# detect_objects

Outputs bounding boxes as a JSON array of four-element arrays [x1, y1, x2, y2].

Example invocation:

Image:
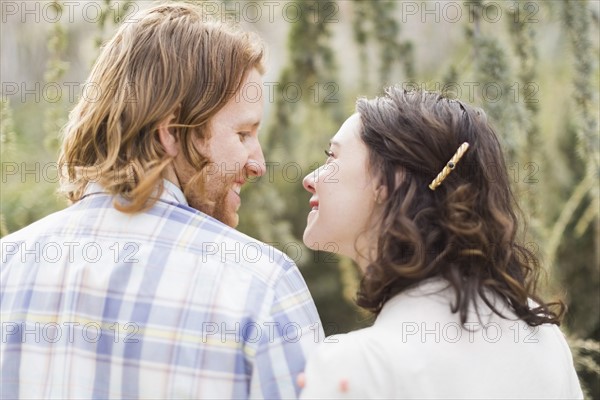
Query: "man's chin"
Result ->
[[221, 213, 239, 228], [188, 197, 238, 227], [214, 210, 239, 228]]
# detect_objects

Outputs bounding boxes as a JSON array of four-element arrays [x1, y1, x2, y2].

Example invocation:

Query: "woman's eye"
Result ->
[[324, 149, 334, 159]]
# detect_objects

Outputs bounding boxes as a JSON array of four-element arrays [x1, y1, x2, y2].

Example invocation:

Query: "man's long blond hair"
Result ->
[[58, 3, 265, 212]]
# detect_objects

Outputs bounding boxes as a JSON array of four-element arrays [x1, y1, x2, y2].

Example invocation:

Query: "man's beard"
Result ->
[[195, 181, 236, 227], [172, 155, 240, 228], [184, 173, 238, 228]]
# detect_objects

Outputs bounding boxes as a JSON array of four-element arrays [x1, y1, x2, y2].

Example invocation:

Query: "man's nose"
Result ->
[[245, 141, 266, 177]]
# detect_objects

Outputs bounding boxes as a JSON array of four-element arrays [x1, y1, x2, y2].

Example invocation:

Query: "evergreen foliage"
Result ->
[[2, 0, 598, 396]]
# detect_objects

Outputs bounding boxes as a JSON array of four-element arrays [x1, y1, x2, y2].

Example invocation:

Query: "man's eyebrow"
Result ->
[[236, 120, 261, 129]]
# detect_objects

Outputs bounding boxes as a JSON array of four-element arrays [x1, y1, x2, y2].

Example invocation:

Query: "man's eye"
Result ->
[[238, 132, 250, 141]]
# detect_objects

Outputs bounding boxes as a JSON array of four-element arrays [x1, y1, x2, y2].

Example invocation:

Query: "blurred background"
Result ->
[[1, 0, 599, 397]]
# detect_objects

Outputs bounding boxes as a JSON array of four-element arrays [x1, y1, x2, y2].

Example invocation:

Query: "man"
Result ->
[[1, 3, 322, 399]]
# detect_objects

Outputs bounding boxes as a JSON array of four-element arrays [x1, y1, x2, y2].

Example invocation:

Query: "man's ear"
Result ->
[[157, 113, 179, 157]]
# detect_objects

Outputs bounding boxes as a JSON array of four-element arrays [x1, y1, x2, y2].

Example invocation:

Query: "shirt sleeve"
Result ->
[[300, 333, 393, 399], [249, 264, 323, 399]]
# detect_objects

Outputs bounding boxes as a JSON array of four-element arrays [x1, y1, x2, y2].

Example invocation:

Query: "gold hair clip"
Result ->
[[428, 142, 470, 191]]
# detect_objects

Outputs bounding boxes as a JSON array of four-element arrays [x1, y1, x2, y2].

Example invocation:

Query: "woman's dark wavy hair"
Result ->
[[355, 88, 565, 327]]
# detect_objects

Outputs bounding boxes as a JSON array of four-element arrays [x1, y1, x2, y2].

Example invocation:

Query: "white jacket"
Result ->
[[301, 278, 583, 399]]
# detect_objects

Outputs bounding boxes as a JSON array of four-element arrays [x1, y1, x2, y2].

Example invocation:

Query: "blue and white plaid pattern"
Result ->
[[1, 181, 323, 399]]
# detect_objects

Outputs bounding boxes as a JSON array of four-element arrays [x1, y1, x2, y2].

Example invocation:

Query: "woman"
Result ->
[[300, 89, 583, 399]]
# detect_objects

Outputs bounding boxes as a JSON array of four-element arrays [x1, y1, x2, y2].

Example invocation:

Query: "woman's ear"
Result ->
[[374, 184, 388, 204], [157, 113, 179, 157], [374, 169, 405, 203]]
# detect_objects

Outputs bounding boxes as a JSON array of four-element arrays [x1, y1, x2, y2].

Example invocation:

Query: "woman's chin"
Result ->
[[302, 229, 328, 252], [302, 230, 315, 250]]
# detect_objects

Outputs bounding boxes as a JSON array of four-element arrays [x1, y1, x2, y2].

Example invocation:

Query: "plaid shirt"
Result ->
[[1, 181, 323, 399]]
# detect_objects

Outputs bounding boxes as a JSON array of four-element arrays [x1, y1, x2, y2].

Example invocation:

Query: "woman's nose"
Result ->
[[303, 168, 318, 193]]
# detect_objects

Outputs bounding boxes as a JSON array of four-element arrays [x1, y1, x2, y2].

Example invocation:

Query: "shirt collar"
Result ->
[[82, 179, 188, 206], [161, 179, 188, 205]]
